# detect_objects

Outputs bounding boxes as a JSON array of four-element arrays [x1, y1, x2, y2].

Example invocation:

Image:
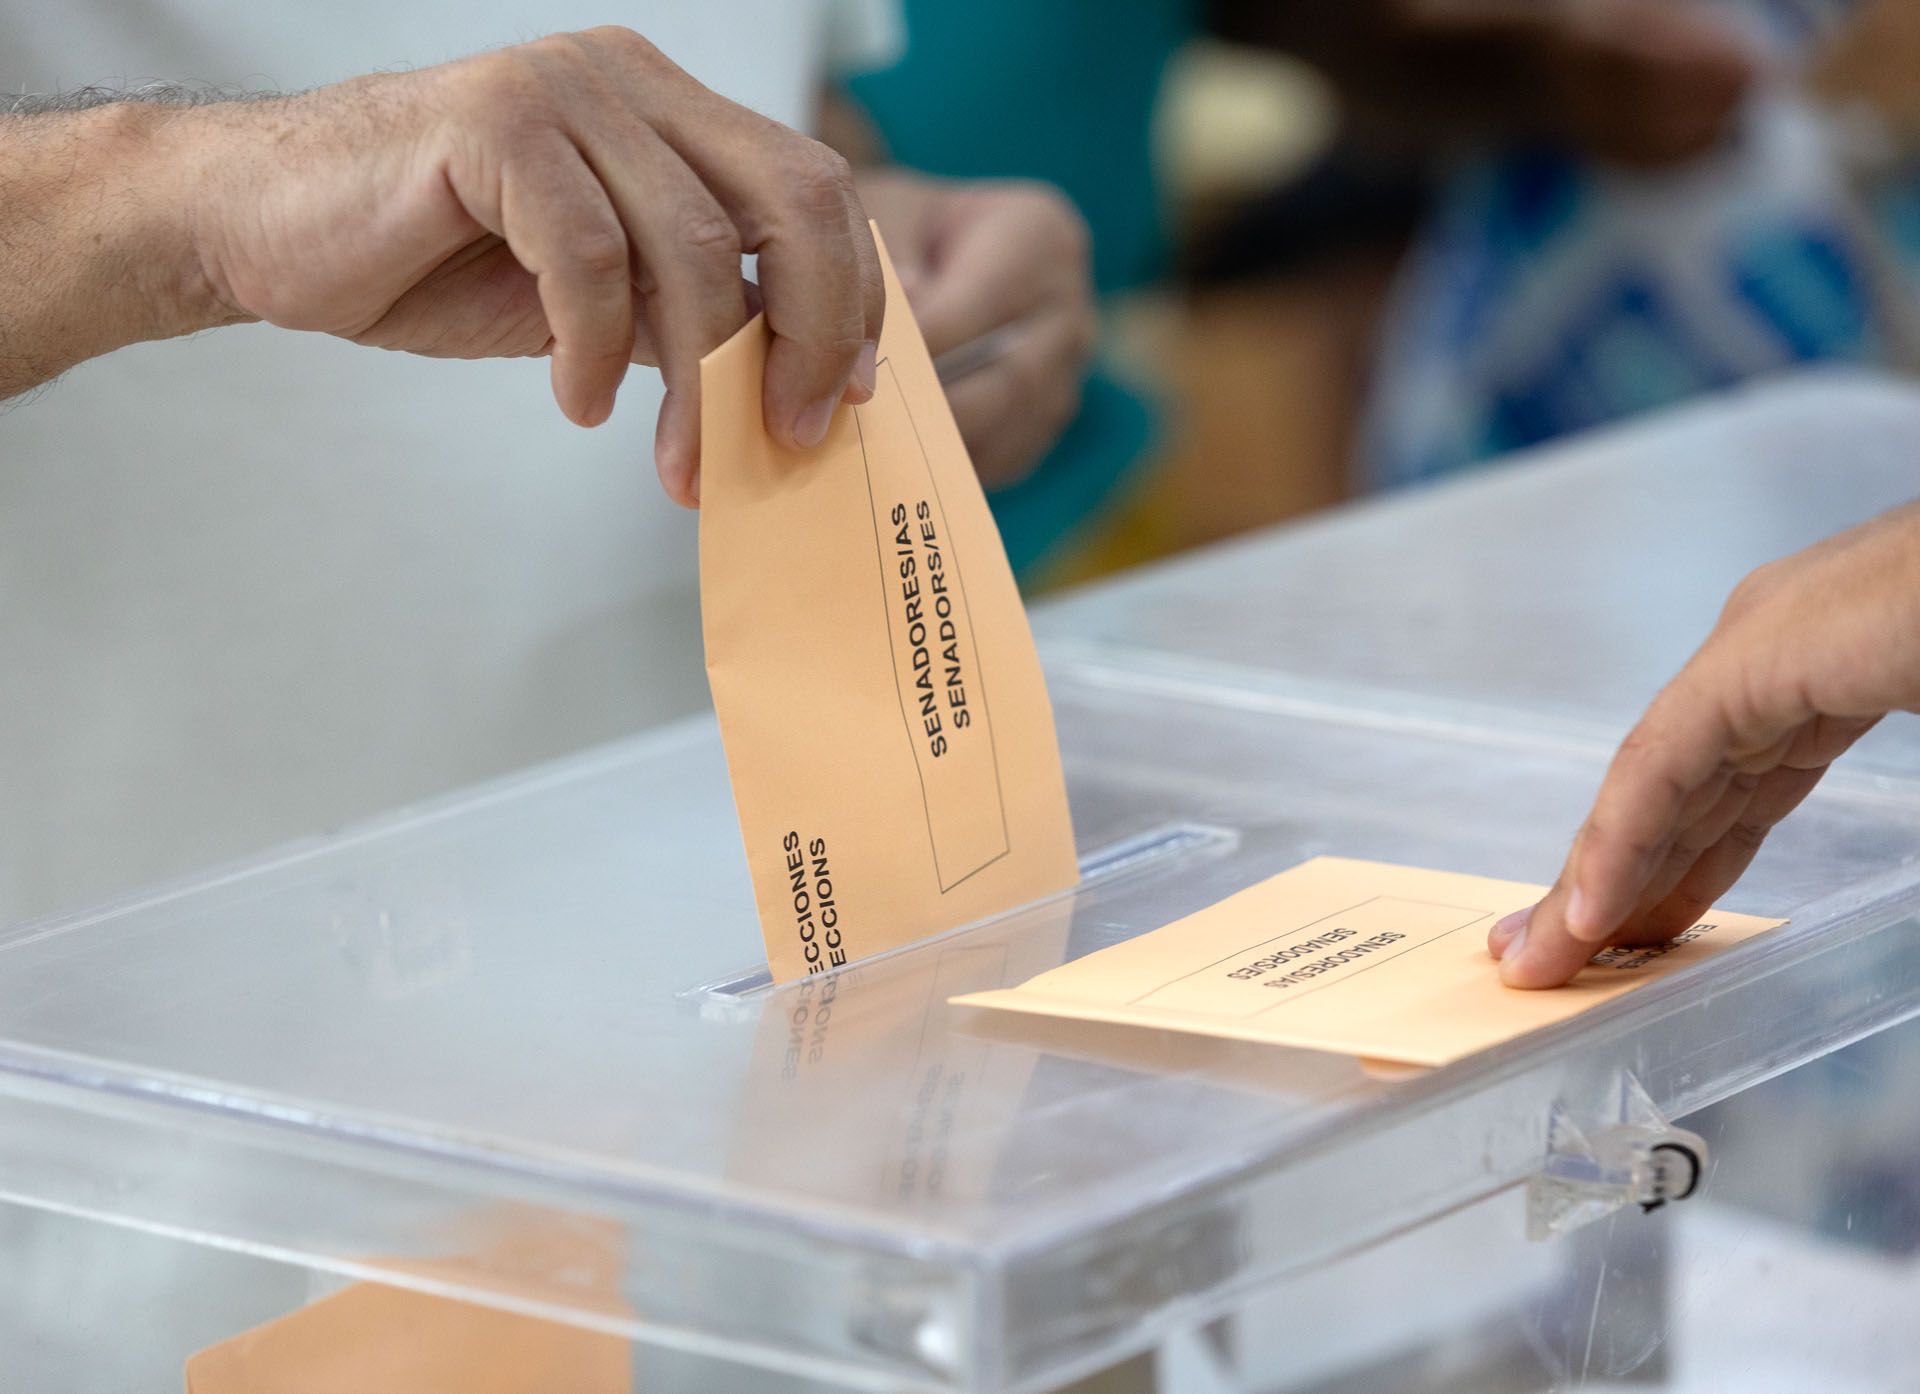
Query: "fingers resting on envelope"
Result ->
[[1492, 501, 1920, 988]]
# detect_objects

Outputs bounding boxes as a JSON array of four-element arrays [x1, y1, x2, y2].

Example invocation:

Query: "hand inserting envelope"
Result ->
[[700, 228, 1078, 984], [951, 858, 1784, 1068], [696, 235, 1781, 1050]]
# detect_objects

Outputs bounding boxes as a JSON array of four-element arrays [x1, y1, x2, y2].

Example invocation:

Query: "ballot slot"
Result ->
[[680, 821, 1238, 1009]]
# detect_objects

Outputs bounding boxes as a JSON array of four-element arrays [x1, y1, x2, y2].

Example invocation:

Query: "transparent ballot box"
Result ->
[[1036, 370, 1920, 780], [4, 374, 1919, 1392]]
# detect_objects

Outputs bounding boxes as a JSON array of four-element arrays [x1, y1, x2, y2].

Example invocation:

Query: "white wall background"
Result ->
[[0, 2, 836, 922]]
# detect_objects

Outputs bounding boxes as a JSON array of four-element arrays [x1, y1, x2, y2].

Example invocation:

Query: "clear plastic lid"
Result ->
[[2, 375, 1917, 1392]]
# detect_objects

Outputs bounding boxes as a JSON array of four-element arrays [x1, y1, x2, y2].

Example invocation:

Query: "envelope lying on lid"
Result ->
[[699, 230, 1078, 983], [952, 857, 1784, 1067]]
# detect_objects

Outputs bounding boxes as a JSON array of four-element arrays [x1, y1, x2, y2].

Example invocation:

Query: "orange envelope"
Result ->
[[186, 1213, 632, 1393], [700, 230, 1078, 982], [184, 1281, 629, 1394], [952, 857, 1785, 1068]]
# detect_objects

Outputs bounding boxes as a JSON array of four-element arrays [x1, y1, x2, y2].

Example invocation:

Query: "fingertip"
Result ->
[[1564, 886, 1610, 944], [1489, 907, 1533, 960], [789, 396, 836, 451], [655, 457, 698, 509], [1498, 909, 1604, 989], [1499, 953, 1550, 990], [761, 335, 855, 451], [655, 459, 699, 510], [1497, 925, 1573, 989], [1496, 931, 1531, 986], [859, 230, 887, 343], [654, 392, 700, 509], [553, 362, 620, 429], [841, 341, 878, 405]]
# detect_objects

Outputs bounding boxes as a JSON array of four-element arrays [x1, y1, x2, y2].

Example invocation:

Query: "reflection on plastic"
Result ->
[[185, 1281, 629, 1394], [184, 1211, 632, 1393], [729, 896, 1073, 1211]]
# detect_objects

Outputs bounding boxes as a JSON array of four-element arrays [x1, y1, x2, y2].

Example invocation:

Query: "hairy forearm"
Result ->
[[0, 99, 248, 401]]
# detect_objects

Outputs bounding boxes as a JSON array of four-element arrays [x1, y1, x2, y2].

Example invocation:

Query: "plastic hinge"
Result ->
[[1526, 1072, 1709, 1241]]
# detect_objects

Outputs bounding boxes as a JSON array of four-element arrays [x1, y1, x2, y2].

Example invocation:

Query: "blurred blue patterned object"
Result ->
[[1363, 0, 1920, 489]]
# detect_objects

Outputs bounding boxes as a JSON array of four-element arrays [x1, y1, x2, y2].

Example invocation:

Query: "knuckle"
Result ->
[[809, 330, 871, 361], [1667, 886, 1712, 920], [1585, 811, 1663, 865], [465, 49, 544, 111], [1666, 823, 1711, 859], [1613, 726, 1666, 774], [786, 142, 857, 215], [772, 308, 866, 358], [576, 24, 661, 64], [1723, 561, 1783, 620], [564, 226, 632, 281], [777, 290, 869, 355], [676, 206, 743, 265], [573, 321, 634, 356], [520, 32, 589, 78]]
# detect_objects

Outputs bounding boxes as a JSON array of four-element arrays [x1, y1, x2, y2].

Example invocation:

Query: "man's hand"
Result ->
[[1492, 501, 1920, 988], [858, 172, 1096, 487], [3, 29, 886, 506]]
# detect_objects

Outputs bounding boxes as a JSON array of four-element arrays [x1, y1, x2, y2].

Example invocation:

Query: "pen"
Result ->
[[933, 324, 1023, 387]]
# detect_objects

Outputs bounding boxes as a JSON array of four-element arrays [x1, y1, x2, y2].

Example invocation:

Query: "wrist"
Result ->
[[113, 102, 257, 339]]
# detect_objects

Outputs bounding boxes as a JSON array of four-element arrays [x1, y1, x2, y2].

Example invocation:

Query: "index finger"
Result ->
[[664, 104, 883, 446], [579, 117, 748, 507], [1491, 674, 1738, 989], [497, 139, 638, 427], [750, 148, 884, 446], [1562, 670, 1740, 942]]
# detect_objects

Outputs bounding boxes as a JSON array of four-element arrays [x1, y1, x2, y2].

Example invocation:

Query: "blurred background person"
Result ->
[[1222, 0, 1920, 489], [1328, 0, 1920, 488], [905, 0, 1920, 580], [832, 0, 1193, 582]]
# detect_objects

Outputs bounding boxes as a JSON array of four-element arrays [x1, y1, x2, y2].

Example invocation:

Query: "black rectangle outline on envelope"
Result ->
[[1131, 895, 1493, 1015], [856, 358, 1011, 893], [1247, 897, 1490, 1015]]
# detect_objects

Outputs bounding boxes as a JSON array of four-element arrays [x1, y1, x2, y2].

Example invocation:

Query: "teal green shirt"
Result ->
[[846, 0, 1196, 574]]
